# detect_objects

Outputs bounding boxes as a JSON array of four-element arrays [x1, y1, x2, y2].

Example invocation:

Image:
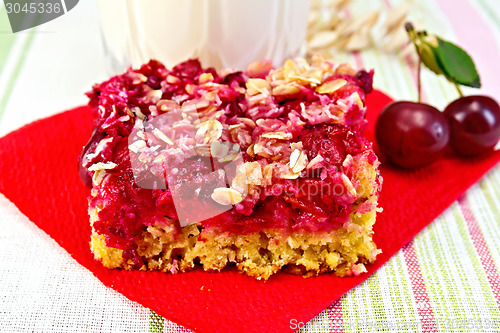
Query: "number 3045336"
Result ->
[[5, 2, 62, 14]]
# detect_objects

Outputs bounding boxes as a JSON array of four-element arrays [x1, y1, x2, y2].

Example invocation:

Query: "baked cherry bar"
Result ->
[[80, 56, 382, 280]]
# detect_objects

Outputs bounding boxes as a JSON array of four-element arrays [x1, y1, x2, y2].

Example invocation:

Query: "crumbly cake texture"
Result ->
[[81, 56, 382, 280]]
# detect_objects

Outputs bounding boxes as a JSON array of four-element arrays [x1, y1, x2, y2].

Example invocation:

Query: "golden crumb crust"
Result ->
[[91, 208, 379, 280]]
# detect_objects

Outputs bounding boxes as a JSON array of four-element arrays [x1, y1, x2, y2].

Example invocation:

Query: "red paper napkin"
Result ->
[[1, 90, 499, 333]]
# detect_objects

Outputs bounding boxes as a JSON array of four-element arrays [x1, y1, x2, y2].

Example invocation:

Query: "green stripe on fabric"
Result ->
[[439, 211, 482, 323], [367, 50, 392, 95], [412, 209, 495, 330], [477, 174, 500, 267], [351, 47, 418, 333], [389, 254, 419, 322], [365, 272, 390, 332], [397, 57, 419, 101], [413, 220, 454, 328], [435, 75, 456, 102], [340, 257, 419, 333], [341, 288, 361, 333], [148, 310, 164, 333], [452, 205, 500, 322], [0, 6, 16, 69], [0, 29, 36, 123], [476, 0, 500, 29]]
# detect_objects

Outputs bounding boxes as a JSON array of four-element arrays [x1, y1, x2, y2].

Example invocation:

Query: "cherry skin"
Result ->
[[375, 101, 450, 168], [443, 95, 500, 156], [78, 127, 105, 188]]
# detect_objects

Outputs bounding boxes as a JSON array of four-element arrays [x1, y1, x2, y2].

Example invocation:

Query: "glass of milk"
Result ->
[[96, 0, 311, 73]]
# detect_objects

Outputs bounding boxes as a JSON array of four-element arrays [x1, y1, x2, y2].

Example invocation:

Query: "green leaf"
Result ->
[[433, 37, 481, 88]]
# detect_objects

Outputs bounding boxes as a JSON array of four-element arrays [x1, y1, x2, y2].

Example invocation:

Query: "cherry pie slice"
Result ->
[[80, 56, 382, 280]]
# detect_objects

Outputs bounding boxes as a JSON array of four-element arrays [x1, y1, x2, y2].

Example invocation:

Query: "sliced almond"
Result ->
[[272, 83, 301, 96], [289, 68, 323, 86], [211, 187, 243, 206], [136, 130, 147, 141], [289, 149, 301, 169], [218, 152, 240, 163], [246, 143, 255, 157], [342, 154, 354, 168], [152, 153, 167, 165], [283, 59, 301, 80], [270, 68, 285, 81], [181, 101, 197, 114], [228, 124, 243, 130], [195, 120, 223, 144], [271, 154, 283, 161], [263, 164, 273, 184], [194, 144, 211, 157], [307, 154, 325, 169], [132, 107, 146, 120], [290, 141, 303, 151], [246, 78, 271, 96], [157, 100, 181, 113], [236, 117, 256, 128], [341, 174, 357, 197], [210, 142, 230, 158], [152, 128, 174, 145], [146, 89, 163, 104], [350, 92, 364, 109], [244, 162, 263, 186], [316, 79, 347, 94], [261, 131, 293, 140], [88, 162, 117, 172], [218, 144, 241, 162], [291, 150, 308, 173], [92, 170, 107, 186], [128, 140, 147, 153]]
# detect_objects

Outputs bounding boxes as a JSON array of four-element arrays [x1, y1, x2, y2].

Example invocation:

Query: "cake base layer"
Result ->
[[90, 206, 379, 280]]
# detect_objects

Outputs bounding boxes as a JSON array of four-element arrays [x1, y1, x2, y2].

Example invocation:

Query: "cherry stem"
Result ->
[[454, 83, 464, 97], [416, 51, 423, 103], [405, 22, 423, 103]]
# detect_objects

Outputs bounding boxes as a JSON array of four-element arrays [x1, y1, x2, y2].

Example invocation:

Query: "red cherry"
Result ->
[[375, 101, 450, 168], [443, 95, 500, 156]]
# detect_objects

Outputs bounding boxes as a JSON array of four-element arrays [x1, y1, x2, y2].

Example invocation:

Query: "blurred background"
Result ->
[[1, 0, 499, 137]]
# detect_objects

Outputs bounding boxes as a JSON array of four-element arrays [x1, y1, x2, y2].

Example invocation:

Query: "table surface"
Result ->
[[1, 0, 500, 332]]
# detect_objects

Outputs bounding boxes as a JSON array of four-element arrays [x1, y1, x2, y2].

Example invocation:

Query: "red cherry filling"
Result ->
[[301, 124, 347, 166]]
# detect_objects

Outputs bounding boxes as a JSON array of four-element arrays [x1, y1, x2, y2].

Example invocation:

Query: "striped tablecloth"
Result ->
[[1, 0, 500, 332]]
